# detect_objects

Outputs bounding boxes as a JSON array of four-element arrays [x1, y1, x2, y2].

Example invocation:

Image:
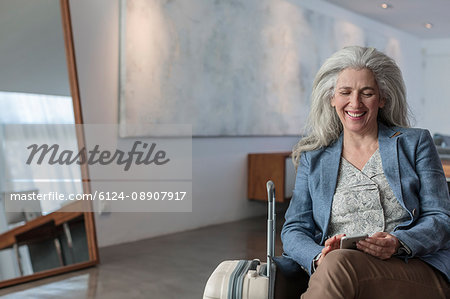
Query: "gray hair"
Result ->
[[292, 46, 411, 168]]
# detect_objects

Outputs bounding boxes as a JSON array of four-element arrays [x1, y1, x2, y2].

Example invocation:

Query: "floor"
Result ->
[[0, 215, 285, 299]]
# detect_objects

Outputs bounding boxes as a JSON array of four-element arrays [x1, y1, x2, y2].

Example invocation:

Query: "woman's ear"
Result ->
[[379, 98, 386, 108], [331, 96, 336, 107]]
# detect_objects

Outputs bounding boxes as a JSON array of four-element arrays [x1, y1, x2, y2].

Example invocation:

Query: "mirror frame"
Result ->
[[0, 0, 99, 289]]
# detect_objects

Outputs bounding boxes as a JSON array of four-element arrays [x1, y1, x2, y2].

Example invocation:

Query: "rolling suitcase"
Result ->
[[203, 181, 277, 299]]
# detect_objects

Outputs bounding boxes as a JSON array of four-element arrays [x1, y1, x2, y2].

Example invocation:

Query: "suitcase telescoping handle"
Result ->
[[266, 180, 276, 278]]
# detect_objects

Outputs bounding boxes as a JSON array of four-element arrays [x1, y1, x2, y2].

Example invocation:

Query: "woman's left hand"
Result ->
[[356, 232, 400, 260]]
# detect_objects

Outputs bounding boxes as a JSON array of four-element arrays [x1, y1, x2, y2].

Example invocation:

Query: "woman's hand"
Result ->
[[356, 232, 400, 260], [315, 234, 346, 267]]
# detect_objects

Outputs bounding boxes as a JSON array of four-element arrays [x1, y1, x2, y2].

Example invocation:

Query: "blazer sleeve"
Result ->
[[391, 130, 450, 257], [281, 152, 323, 275]]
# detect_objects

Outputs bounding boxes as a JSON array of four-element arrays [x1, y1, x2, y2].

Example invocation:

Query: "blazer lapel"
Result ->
[[320, 134, 343, 232], [378, 123, 404, 206]]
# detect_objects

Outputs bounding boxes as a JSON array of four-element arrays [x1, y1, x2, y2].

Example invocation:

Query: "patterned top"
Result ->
[[327, 149, 410, 237]]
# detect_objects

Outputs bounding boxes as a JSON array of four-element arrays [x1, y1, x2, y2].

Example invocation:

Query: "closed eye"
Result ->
[[362, 93, 374, 97]]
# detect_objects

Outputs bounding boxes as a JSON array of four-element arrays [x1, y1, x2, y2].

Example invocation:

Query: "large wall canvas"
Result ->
[[119, 0, 400, 137]]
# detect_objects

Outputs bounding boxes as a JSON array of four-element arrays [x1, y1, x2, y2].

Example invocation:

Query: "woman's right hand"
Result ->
[[315, 234, 346, 267]]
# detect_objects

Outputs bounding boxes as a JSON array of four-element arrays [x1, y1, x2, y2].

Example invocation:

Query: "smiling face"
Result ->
[[331, 68, 385, 137]]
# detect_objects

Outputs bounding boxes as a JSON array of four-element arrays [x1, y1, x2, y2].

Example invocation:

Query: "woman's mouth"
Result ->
[[346, 111, 366, 119]]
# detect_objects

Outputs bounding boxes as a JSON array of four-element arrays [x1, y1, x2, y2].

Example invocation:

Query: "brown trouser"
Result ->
[[301, 249, 449, 299]]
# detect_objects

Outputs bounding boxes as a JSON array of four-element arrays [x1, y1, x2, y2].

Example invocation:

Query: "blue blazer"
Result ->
[[281, 123, 450, 281]]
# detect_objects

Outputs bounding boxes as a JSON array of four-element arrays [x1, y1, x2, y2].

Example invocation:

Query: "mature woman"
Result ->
[[280, 46, 450, 298]]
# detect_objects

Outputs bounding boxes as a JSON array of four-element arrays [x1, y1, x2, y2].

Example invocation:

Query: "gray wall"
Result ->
[[0, 0, 70, 96], [70, 0, 299, 247]]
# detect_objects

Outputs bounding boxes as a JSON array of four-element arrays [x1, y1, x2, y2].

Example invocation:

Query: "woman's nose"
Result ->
[[349, 92, 362, 107]]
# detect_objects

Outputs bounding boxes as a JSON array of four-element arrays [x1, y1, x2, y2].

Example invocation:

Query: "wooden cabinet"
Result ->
[[247, 152, 293, 202], [442, 159, 450, 178]]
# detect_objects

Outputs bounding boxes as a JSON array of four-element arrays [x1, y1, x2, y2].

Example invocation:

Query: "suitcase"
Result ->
[[203, 181, 277, 299]]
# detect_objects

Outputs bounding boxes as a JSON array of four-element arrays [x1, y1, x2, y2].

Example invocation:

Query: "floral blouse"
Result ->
[[328, 149, 410, 237]]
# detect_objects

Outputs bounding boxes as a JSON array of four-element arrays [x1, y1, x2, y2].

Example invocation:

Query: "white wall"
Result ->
[[70, 0, 299, 247], [421, 39, 450, 135], [69, 0, 424, 248]]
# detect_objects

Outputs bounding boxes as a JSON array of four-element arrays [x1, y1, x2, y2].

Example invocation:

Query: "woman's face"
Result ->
[[331, 68, 385, 137]]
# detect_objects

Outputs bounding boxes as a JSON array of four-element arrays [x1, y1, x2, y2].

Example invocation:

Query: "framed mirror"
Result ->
[[0, 0, 99, 288]]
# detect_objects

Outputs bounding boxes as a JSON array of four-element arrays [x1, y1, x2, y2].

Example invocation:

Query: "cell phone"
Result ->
[[340, 234, 368, 249]]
